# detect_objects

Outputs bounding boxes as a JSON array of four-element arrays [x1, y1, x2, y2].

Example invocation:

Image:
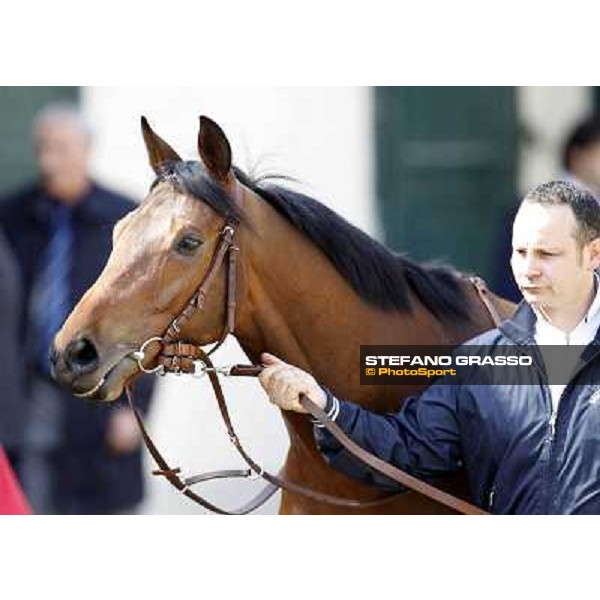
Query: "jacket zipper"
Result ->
[[548, 410, 557, 442], [514, 344, 555, 510], [543, 390, 569, 513], [488, 486, 496, 511]]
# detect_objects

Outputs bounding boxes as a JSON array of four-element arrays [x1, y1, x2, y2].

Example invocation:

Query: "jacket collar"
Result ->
[[500, 299, 600, 363], [499, 301, 537, 345], [24, 181, 112, 227]]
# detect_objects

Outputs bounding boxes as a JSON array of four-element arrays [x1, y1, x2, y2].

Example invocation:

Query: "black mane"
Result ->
[[155, 161, 472, 322]]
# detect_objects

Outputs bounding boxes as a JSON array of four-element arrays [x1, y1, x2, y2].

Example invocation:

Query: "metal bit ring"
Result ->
[[131, 337, 165, 374]]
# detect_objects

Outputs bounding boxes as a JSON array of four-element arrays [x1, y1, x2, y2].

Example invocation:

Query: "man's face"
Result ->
[[511, 202, 600, 312], [34, 116, 90, 201]]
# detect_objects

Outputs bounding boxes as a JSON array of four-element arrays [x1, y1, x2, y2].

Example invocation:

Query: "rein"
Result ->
[[126, 222, 498, 515]]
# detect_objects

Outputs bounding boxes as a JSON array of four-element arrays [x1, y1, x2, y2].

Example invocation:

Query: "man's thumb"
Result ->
[[261, 352, 286, 366]]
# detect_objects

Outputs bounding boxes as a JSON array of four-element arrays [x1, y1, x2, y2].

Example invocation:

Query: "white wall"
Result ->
[[518, 87, 593, 193], [81, 87, 375, 514], [83, 87, 377, 233]]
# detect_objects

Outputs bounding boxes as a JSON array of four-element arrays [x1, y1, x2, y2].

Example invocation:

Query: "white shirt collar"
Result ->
[[533, 272, 600, 345]]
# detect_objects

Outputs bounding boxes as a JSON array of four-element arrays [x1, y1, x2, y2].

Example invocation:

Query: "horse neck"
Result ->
[[232, 192, 463, 392]]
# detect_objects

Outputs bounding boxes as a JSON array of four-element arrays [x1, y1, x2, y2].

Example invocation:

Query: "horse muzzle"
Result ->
[[51, 336, 139, 402]]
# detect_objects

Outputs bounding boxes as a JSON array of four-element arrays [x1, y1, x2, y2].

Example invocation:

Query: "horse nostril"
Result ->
[[65, 337, 99, 374], [49, 341, 59, 367]]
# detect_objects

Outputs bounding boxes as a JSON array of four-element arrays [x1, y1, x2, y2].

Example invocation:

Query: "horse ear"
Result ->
[[141, 116, 181, 174], [198, 116, 232, 182]]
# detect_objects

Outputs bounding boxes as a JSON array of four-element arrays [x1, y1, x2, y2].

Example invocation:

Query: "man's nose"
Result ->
[[522, 254, 541, 278]]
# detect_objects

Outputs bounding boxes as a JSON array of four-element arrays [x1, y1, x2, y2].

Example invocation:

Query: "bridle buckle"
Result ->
[[192, 361, 233, 378]]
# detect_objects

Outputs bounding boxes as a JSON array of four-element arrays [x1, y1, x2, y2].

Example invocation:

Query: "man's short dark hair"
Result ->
[[523, 180, 600, 248], [562, 115, 600, 172]]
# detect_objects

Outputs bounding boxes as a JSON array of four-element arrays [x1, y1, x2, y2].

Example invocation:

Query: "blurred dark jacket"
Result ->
[[0, 230, 26, 450], [0, 182, 155, 513]]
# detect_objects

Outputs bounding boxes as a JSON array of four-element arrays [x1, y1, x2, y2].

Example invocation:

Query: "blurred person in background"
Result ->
[[0, 102, 155, 514], [0, 231, 30, 514], [561, 114, 600, 199]]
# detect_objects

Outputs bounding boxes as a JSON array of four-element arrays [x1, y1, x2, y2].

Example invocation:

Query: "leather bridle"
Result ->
[[131, 222, 239, 376], [124, 220, 497, 515]]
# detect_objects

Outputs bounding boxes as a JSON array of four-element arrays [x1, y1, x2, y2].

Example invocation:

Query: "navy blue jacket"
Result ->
[[0, 182, 155, 513], [316, 302, 600, 514]]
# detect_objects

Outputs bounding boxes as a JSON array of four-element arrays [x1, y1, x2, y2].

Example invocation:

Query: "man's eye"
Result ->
[[175, 235, 203, 256]]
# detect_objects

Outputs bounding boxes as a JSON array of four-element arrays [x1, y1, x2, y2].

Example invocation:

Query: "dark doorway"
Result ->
[[375, 87, 518, 281]]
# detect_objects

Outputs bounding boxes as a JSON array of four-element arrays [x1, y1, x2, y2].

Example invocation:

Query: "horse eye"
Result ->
[[175, 235, 203, 256]]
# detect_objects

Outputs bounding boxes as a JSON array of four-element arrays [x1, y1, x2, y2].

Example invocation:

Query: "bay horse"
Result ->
[[52, 116, 515, 514]]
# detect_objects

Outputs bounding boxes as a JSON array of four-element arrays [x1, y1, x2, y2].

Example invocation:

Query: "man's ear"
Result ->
[[587, 237, 600, 270]]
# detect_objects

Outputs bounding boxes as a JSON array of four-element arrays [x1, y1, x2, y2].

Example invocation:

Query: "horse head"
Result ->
[[52, 116, 248, 401]]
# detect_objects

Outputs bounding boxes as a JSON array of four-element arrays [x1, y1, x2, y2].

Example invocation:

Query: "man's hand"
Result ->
[[258, 353, 327, 414], [106, 407, 142, 455]]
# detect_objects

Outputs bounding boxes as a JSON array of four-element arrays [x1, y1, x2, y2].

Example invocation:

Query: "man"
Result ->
[[0, 103, 155, 514], [259, 180, 600, 514]]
